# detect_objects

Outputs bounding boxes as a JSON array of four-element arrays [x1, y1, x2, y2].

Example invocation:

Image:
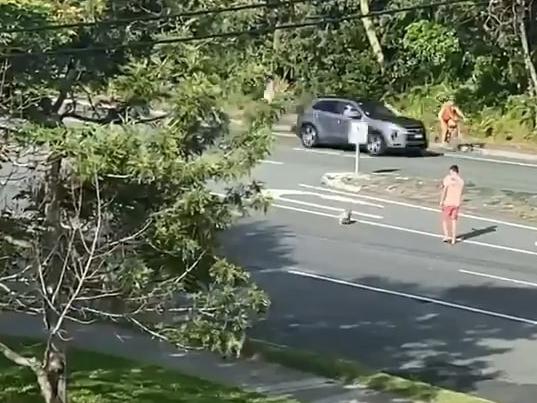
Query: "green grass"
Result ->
[[0, 338, 295, 403], [245, 340, 494, 403]]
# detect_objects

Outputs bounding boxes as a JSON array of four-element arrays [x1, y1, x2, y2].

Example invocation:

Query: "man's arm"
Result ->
[[454, 105, 465, 120], [440, 183, 447, 207]]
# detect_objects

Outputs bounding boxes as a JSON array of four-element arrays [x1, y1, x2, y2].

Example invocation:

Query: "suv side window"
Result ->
[[337, 101, 359, 115], [312, 100, 339, 114]]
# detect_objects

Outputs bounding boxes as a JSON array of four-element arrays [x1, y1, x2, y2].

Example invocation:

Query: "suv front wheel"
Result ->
[[367, 132, 387, 156], [300, 123, 319, 148]]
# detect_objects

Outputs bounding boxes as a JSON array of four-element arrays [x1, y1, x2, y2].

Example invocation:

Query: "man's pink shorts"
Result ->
[[442, 206, 459, 220]]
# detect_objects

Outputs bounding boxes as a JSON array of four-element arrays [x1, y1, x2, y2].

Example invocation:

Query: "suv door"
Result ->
[[311, 100, 340, 143]]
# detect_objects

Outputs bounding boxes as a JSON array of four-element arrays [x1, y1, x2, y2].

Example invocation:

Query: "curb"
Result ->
[[471, 147, 537, 162], [429, 144, 537, 162]]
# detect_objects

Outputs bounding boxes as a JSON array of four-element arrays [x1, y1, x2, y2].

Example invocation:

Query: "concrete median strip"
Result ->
[[319, 172, 537, 227], [267, 185, 537, 256]]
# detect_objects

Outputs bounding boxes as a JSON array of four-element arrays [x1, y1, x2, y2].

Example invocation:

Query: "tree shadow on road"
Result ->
[[252, 271, 537, 403], [219, 217, 296, 273]]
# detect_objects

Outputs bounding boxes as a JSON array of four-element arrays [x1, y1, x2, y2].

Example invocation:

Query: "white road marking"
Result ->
[[273, 131, 296, 138], [292, 147, 342, 156], [275, 196, 383, 219], [260, 159, 284, 165], [358, 218, 537, 256], [444, 152, 537, 168], [270, 202, 537, 256], [459, 269, 537, 288], [299, 183, 537, 232], [265, 188, 384, 208], [291, 147, 371, 158], [288, 269, 537, 326], [272, 203, 338, 219]]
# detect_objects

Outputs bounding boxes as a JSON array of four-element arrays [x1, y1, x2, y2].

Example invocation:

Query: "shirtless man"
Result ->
[[440, 165, 464, 244], [438, 99, 465, 144]]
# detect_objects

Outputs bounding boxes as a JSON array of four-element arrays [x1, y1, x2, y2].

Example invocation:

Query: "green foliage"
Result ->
[[0, 6, 296, 401], [402, 20, 460, 68], [387, 84, 537, 143], [0, 338, 295, 403]]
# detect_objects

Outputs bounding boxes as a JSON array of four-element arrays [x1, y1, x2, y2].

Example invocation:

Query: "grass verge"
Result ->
[[244, 339, 494, 403], [0, 337, 295, 403]]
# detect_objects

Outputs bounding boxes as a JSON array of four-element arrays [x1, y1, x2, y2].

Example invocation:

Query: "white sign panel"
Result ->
[[348, 121, 368, 145]]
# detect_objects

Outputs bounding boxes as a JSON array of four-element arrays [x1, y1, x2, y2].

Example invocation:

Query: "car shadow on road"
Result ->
[[251, 271, 537, 403]]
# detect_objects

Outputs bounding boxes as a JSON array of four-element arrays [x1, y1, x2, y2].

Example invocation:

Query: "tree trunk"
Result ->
[[516, 0, 537, 97], [39, 154, 68, 403], [36, 351, 67, 403], [359, 0, 385, 72]]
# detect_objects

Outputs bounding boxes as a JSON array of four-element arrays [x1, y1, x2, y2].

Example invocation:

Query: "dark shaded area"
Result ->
[[254, 271, 537, 403], [372, 168, 400, 174], [459, 225, 497, 240], [222, 218, 537, 403], [405, 150, 443, 158], [219, 219, 295, 273]]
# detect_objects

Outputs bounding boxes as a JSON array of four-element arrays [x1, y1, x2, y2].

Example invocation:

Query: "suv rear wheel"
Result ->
[[367, 132, 387, 156], [300, 123, 318, 148]]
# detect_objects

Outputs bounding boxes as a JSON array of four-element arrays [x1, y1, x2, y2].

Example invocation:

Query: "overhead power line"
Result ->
[[0, 0, 314, 34], [0, 0, 487, 59]]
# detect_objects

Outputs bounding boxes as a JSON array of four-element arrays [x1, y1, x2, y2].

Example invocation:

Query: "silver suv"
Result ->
[[296, 97, 428, 155]]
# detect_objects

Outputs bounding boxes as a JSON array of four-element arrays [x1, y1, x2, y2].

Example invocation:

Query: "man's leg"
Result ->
[[440, 120, 448, 143], [450, 207, 460, 244], [441, 209, 450, 240], [450, 218, 457, 244]]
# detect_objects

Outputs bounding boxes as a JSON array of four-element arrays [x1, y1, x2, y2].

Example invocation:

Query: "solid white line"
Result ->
[[261, 159, 284, 165], [299, 183, 537, 232], [271, 202, 537, 255], [273, 131, 296, 138], [275, 196, 383, 219], [459, 269, 537, 288], [288, 269, 537, 326], [444, 152, 537, 168], [291, 147, 371, 159], [358, 218, 537, 256], [292, 147, 342, 156]]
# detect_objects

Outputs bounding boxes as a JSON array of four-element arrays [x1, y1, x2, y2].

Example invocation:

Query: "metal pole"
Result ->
[[354, 144, 360, 176]]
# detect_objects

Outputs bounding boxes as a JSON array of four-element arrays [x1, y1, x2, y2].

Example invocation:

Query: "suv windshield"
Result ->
[[357, 101, 395, 118]]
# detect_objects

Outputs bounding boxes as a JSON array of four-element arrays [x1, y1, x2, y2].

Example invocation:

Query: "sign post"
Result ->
[[347, 121, 368, 176]]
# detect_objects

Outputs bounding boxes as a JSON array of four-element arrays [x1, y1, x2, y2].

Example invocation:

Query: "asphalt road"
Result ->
[[222, 134, 537, 403]]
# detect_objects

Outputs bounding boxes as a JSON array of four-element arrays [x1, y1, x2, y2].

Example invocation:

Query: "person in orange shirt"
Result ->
[[440, 165, 464, 244], [438, 99, 465, 144]]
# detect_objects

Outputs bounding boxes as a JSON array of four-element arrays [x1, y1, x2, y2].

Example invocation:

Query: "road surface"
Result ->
[[222, 135, 537, 403]]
